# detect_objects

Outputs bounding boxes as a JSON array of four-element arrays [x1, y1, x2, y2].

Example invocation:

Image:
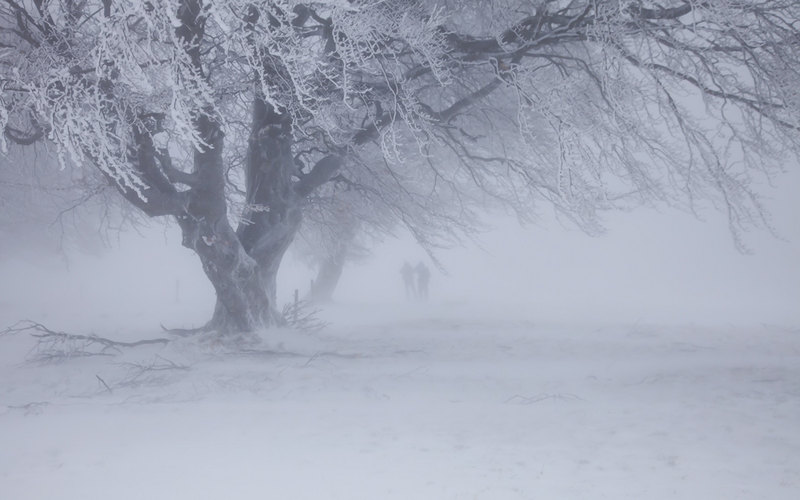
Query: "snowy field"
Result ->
[[4, 3, 800, 497], [1, 203, 798, 499], [1, 301, 799, 500]]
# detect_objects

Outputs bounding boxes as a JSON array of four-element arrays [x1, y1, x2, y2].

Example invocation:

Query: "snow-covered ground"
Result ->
[[1, 302, 798, 499], [1, 196, 798, 499]]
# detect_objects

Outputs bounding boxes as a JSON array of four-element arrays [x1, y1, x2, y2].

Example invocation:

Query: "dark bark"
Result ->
[[166, 106, 296, 333], [309, 252, 346, 303], [163, 11, 340, 334], [175, 113, 280, 332], [178, 213, 277, 333], [231, 94, 301, 314]]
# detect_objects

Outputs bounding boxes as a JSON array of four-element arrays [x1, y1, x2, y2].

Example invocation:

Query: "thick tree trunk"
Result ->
[[175, 194, 301, 334], [220, 92, 305, 330], [169, 46, 337, 335], [199, 209, 302, 333], [180, 218, 277, 332], [252, 215, 302, 306], [173, 108, 285, 334]]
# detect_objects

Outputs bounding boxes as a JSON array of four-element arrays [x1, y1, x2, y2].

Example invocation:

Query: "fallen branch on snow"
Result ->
[[1, 320, 170, 361], [114, 354, 191, 388]]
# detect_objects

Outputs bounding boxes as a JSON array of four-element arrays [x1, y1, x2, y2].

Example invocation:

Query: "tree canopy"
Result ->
[[2, 0, 799, 333]]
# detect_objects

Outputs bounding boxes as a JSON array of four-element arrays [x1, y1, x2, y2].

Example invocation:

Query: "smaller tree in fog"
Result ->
[[296, 189, 370, 304]]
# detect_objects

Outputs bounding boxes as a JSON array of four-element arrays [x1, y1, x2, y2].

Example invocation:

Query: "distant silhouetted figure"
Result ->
[[401, 261, 416, 299], [416, 261, 430, 300]]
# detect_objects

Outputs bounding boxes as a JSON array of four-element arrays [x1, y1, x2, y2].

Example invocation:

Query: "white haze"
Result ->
[[0, 168, 798, 500], [2, 170, 798, 330]]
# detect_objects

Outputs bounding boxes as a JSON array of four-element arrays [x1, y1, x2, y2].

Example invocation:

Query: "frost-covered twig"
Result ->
[[115, 354, 190, 388], [1, 320, 170, 361], [282, 298, 328, 333], [96, 374, 113, 394]]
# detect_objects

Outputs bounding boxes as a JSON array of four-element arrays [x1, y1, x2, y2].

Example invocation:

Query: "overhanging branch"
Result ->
[[295, 155, 343, 197]]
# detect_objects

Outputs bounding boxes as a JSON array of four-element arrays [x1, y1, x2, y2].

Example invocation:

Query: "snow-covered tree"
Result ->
[[2, 0, 799, 334]]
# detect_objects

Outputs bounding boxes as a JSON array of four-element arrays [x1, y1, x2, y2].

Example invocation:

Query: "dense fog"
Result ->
[[2, 167, 797, 330], [2, 180, 799, 499], [2, 1, 800, 498]]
